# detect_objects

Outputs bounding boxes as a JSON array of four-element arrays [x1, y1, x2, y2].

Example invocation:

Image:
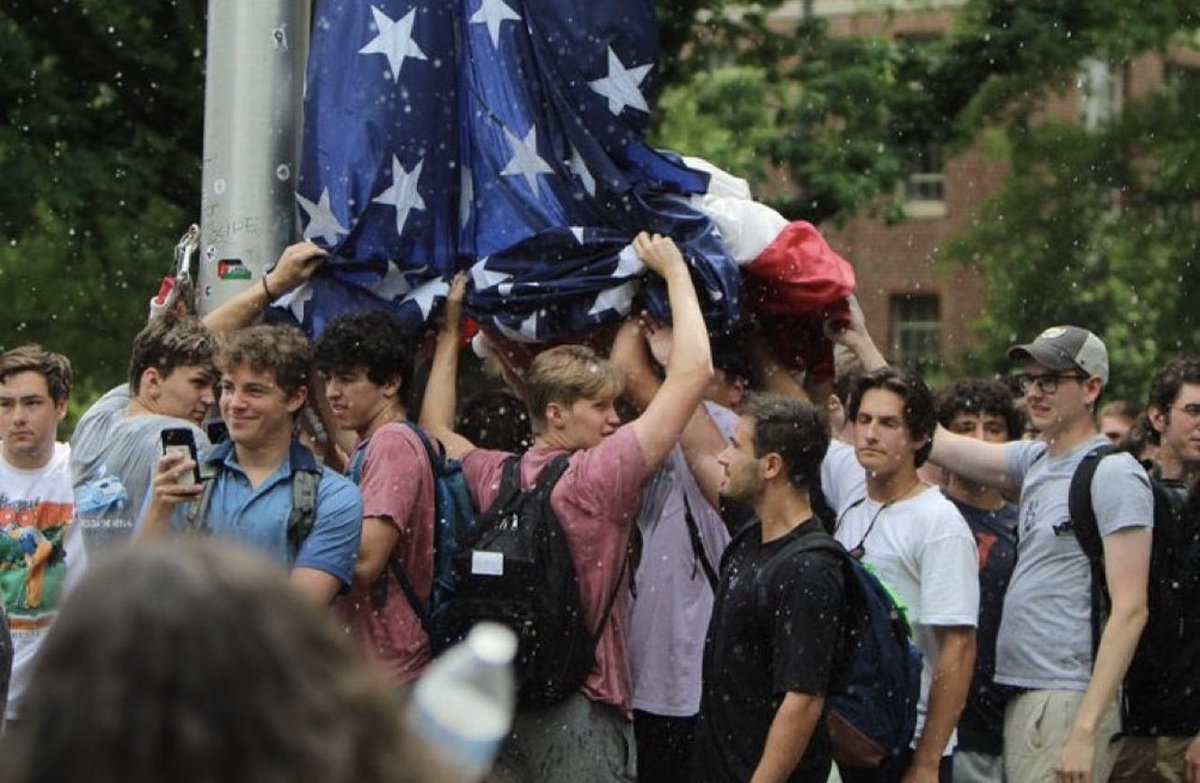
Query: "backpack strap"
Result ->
[[512, 454, 618, 640], [1067, 443, 1117, 661], [185, 455, 320, 562], [375, 423, 447, 630], [387, 449, 574, 634], [681, 493, 720, 591], [594, 543, 629, 644], [286, 467, 321, 561], [184, 478, 217, 535]]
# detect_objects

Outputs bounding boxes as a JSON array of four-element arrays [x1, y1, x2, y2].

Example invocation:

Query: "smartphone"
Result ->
[[160, 427, 202, 486]]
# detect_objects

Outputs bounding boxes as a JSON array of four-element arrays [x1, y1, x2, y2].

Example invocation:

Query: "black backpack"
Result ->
[[429, 454, 626, 709], [1068, 446, 1198, 730]]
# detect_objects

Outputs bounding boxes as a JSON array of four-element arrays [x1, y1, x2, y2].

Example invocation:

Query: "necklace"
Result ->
[[837, 478, 924, 561]]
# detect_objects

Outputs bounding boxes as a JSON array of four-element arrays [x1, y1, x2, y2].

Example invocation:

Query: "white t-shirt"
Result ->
[[827, 461, 979, 754], [0, 442, 80, 719]]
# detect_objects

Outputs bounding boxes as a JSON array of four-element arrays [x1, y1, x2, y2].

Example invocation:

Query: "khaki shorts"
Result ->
[[1003, 690, 1120, 783], [1111, 735, 1192, 783]]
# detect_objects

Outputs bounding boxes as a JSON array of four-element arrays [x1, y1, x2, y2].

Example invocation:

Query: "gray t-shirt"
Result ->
[[996, 435, 1153, 690], [70, 385, 209, 561]]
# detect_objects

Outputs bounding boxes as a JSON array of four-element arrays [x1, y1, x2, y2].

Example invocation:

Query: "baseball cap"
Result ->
[[1007, 326, 1109, 386]]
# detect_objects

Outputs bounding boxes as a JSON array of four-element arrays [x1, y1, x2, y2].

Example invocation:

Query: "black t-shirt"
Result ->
[[694, 517, 845, 783], [948, 497, 1018, 755]]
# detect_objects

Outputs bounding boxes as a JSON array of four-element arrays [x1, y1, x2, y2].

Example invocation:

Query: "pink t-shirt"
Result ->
[[462, 425, 648, 714], [334, 423, 436, 684]]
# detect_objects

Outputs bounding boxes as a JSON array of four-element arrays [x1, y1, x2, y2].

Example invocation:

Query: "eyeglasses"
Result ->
[[1012, 373, 1088, 395], [1172, 404, 1200, 421]]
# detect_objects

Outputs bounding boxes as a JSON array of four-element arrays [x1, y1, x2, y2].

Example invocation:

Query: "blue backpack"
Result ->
[[792, 535, 923, 770], [353, 422, 479, 627]]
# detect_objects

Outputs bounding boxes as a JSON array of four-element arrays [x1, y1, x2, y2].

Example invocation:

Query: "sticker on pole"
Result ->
[[217, 259, 252, 281]]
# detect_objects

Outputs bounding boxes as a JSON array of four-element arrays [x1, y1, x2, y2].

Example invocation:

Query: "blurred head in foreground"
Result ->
[[1, 540, 410, 783]]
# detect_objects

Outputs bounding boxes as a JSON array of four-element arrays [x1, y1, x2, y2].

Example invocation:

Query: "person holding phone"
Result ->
[[136, 325, 362, 606], [70, 313, 218, 561], [72, 242, 329, 566]]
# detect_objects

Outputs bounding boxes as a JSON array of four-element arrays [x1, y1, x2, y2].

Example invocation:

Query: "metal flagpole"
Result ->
[[195, 0, 311, 315]]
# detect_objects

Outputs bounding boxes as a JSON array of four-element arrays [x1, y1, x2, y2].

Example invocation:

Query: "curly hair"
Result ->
[[217, 325, 313, 398], [742, 393, 830, 490], [0, 344, 72, 404], [2, 541, 413, 783], [936, 378, 1023, 441], [847, 367, 937, 467], [1146, 353, 1200, 445], [314, 310, 414, 391], [128, 313, 217, 394]]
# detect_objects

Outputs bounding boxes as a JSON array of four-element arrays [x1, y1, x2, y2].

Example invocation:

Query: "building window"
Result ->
[[890, 293, 941, 370], [902, 145, 946, 218], [1078, 58, 1122, 130]]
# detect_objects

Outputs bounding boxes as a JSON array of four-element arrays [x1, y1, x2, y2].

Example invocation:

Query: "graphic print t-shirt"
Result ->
[[0, 442, 79, 719]]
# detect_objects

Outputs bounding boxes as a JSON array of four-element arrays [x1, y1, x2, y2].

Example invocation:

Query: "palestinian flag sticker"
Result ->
[[217, 259, 252, 281]]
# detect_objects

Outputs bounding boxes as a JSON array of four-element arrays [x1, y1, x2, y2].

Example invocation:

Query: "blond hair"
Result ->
[[525, 345, 623, 434]]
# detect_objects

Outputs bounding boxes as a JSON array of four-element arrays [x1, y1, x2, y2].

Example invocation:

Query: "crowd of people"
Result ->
[[0, 234, 1195, 783]]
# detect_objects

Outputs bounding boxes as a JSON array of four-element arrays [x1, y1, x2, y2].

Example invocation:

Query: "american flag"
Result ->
[[289, 0, 742, 340]]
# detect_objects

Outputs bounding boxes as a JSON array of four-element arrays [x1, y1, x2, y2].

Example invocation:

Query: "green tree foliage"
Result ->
[[655, 0, 1198, 397], [2, 0, 1196, 406], [0, 1, 205, 403], [944, 80, 1200, 403]]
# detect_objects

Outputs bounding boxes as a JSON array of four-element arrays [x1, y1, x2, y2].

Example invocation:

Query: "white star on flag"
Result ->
[[588, 280, 640, 316], [588, 47, 651, 115], [470, 260, 513, 291], [569, 227, 586, 244], [501, 126, 554, 196], [358, 6, 428, 81], [470, 0, 521, 48], [374, 263, 413, 301], [405, 277, 451, 321], [567, 145, 596, 196], [372, 156, 426, 236], [493, 311, 540, 343], [613, 244, 646, 277], [295, 188, 349, 245], [281, 282, 314, 323]]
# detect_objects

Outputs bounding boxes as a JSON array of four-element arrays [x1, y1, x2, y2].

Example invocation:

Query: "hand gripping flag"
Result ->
[[290, 0, 742, 340]]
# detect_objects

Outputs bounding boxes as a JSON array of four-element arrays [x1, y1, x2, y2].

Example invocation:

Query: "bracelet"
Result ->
[[261, 276, 275, 302]]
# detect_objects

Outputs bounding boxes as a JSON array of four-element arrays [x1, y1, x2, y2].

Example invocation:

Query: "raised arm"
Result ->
[[134, 451, 204, 542], [611, 317, 726, 507], [825, 296, 887, 374], [418, 273, 475, 460], [627, 233, 714, 475], [928, 427, 1017, 494], [202, 241, 327, 333]]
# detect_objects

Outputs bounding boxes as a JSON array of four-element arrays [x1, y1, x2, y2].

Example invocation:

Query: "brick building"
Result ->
[[761, 0, 1192, 373]]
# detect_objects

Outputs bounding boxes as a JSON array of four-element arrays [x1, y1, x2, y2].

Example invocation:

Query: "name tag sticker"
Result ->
[[471, 550, 504, 576]]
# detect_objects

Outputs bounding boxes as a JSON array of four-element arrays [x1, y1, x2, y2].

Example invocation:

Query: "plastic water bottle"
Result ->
[[405, 623, 518, 783]]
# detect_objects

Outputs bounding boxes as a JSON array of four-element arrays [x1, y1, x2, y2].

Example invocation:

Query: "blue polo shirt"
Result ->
[[176, 441, 362, 587]]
